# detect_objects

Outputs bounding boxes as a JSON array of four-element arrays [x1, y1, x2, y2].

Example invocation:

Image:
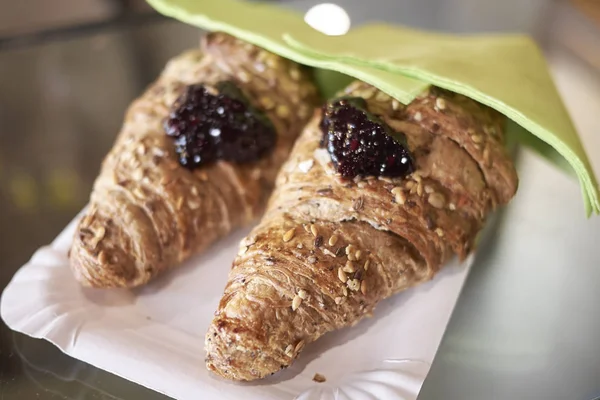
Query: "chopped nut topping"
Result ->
[[357, 87, 375, 100], [275, 105, 290, 118], [265, 56, 278, 69], [292, 295, 302, 311], [417, 183, 424, 196], [435, 97, 447, 110], [361, 280, 368, 295], [89, 226, 106, 250], [243, 235, 256, 246], [345, 244, 354, 255], [237, 70, 250, 83], [285, 344, 294, 357], [375, 91, 390, 102], [398, 192, 408, 205], [289, 67, 301, 81], [428, 192, 446, 209], [313, 373, 327, 383], [343, 261, 355, 274], [347, 279, 360, 291], [298, 289, 308, 299], [338, 268, 348, 283], [322, 248, 336, 257], [328, 235, 339, 247], [484, 125, 497, 137], [98, 251, 107, 264], [187, 199, 200, 210], [283, 228, 296, 242], [259, 96, 275, 110], [132, 169, 143, 181], [394, 190, 406, 205], [96, 226, 106, 240]]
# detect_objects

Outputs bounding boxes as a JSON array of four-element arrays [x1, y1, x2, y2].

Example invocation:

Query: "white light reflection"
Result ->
[[304, 3, 351, 36]]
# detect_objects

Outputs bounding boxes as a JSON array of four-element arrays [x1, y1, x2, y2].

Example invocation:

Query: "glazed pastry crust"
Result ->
[[69, 33, 320, 288], [205, 82, 518, 381]]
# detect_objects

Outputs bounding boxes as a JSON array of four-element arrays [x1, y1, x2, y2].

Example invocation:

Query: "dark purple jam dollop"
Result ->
[[320, 97, 414, 179], [165, 81, 276, 169]]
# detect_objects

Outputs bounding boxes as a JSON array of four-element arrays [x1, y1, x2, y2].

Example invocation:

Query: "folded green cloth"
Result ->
[[147, 0, 600, 216]]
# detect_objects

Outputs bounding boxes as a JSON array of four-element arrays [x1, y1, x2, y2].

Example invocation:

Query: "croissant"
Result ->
[[69, 33, 319, 288], [205, 81, 518, 380]]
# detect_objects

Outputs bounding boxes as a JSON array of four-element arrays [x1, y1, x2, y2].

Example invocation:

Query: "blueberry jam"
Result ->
[[320, 97, 414, 179], [164, 81, 276, 169]]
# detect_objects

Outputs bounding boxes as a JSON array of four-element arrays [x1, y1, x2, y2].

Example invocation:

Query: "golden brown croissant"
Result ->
[[69, 33, 319, 288], [205, 81, 518, 381]]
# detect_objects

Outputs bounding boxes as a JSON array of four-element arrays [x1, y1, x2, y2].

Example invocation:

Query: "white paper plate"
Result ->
[[1, 214, 474, 400]]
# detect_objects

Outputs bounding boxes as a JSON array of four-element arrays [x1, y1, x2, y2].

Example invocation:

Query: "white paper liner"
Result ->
[[1, 214, 474, 400]]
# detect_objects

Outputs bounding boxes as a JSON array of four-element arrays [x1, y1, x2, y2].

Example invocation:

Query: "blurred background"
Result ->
[[0, 0, 599, 399]]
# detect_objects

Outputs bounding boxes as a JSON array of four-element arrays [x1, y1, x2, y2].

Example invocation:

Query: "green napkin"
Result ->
[[147, 0, 600, 216]]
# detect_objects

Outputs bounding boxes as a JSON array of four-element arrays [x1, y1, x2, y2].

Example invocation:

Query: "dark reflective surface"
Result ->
[[1, 1, 599, 399]]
